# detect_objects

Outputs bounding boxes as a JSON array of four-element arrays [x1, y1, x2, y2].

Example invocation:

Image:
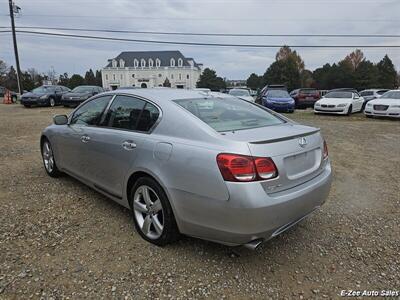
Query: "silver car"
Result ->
[[41, 89, 332, 249]]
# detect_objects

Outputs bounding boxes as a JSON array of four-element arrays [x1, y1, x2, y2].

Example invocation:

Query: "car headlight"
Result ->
[[390, 105, 400, 108], [337, 103, 347, 107], [315, 102, 320, 106], [39, 95, 49, 99], [366, 103, 372, 107]]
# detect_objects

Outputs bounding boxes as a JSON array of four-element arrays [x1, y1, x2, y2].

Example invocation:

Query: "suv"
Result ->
[[21, 85, 70, 108], [255, 84, 287, 104], [0, 86, 18, 103], [290, 88, 320, 108]]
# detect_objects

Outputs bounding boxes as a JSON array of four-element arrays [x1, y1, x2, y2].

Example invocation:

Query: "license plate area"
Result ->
[[284, 149, 321, 180]]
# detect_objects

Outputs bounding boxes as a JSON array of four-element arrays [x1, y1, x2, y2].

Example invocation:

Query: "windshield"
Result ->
[[325, 92, 353, 99], [32, 86, 56, 93], [380, 91, 400, 99], [268, 90, 291, 98], [72, 86, 94, 93], [229, 89, 250, 97], [174, 97, 284, 132]]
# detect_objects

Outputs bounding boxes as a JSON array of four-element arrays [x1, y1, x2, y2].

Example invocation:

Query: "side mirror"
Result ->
[[53, 114, 68, 125]]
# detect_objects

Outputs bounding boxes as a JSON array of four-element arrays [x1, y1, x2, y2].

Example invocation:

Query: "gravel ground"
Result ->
[[0, 104, 399, 299]]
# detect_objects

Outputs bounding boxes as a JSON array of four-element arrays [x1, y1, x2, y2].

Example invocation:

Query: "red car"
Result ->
[[290, 88, 321, 108]]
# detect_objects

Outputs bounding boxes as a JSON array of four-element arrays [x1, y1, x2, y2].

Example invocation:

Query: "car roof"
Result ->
[[102, 88, 210, 103]]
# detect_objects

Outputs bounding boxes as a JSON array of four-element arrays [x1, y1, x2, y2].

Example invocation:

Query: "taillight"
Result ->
[[323, 140, 329, 160], [216, 153, 278, 182]]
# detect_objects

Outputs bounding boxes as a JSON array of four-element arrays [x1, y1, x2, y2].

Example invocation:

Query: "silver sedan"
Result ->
[[41, 89, 332, 249]]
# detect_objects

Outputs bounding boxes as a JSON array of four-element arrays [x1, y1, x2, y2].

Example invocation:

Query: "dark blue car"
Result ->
[[262, 90, 295, 113]]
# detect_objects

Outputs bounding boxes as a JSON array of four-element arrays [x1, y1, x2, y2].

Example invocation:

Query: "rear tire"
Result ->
[[130, 177, 180, 246]]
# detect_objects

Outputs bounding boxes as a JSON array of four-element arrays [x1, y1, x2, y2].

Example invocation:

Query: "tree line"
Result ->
[[245, 47, 399, 92], [0, 60, 102, 92]]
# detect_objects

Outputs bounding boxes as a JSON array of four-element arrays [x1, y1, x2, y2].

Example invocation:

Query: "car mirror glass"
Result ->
[[53, 114, 68, 125]]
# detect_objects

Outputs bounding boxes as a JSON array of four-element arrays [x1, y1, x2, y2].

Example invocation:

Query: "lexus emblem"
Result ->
[[298, 137, 308, 148]]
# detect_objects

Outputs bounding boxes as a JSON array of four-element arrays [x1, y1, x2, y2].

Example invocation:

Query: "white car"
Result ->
[[314, 90, 364, 115], [228, 88, 255, 102], [364, 90, 400, 118]]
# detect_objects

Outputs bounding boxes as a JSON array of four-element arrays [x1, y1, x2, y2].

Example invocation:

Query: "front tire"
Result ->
[[41, 139, 62, 177], [347, 105, 352, 116], [130, 177, 180, 246], [49, 98, 56, 107]]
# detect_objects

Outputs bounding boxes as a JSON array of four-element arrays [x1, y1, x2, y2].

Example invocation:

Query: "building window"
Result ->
[[113, 74, 115, 80], [112, 59, 117, 68], [132, 74, 135, 78], [120, 74, 123, 80], [134, 59, 138, 68], [178, 58, 183, 67], [105, 74, 108, 80], [179, 73, 182, 80], [156, 58, 161, 67], [187, 74, 189, 79], [141, 59, 146, 68], [119, 59, 125, 68], [158, 74, 162, 77], [149, 59, 153, 68], [170, 58, 175, 67], [171, 74, 174, 79]]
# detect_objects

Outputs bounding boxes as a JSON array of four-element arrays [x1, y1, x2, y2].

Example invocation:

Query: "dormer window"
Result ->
[[178, 58, 183, 67], [119, 59, 125, 68], [141, 59, 146, 68], [170, 58, 175, 67], [134, 59, 139, 68], [112, 59, 117, 68], [148, 59, 153, 68], [156, 59, 161, 67]]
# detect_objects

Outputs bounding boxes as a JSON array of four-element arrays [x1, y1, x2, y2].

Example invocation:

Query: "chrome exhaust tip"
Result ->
[[243, 239, 264, 250]]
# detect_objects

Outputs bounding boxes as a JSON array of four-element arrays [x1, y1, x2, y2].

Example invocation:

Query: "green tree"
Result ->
[[68, 74, 85, 89], [4, 66, 18, 91], [163, 77, 171, 87], [84, 69, 96, 85], [95, 70, 102, 86], [246, 73, 262, 90], [58, 73, 70, 87], [196, 68, 226, 91], [376, 55, 397, 89], [20, 71, 35, 91], [276, 46, 305, 72], [354, 60, 379, 91], [263, 56, 301, 91]]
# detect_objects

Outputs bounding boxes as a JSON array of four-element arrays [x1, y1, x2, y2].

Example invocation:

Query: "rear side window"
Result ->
[[70, 95, 112, 126], [104, 95, 160, 132], [174, 97, 284, 132]]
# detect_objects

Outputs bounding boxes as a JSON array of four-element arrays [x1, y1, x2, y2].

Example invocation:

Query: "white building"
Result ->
[[102, 51, 203, 90]]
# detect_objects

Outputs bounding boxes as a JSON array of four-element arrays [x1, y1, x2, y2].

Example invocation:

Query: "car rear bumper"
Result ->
[[171, 161, 332, 246]]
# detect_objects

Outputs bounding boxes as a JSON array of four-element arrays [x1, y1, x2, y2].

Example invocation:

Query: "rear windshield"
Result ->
[[174, 97, 284, 132], [380, 91, 400, 99], [325, 91, 352, 98]]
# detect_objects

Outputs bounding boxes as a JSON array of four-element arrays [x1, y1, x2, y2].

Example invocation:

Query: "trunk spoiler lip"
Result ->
[[249, 129, 320, 145]]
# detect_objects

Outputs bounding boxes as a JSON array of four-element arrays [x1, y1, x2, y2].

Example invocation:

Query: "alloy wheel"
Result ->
[[133, 185, 164, 239], [50, 98, 55, 107], [42, 141, 54, 173]]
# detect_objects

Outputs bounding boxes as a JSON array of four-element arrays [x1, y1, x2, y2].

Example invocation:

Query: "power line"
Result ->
[[0, 26, 399, 38], [2, 29, 400, 48]]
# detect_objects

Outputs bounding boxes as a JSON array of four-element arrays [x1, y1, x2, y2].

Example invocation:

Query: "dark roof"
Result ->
[[106, 51, 201, 68]]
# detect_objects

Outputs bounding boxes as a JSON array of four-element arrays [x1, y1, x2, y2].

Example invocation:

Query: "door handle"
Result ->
[[81, 135, 91, 143], [122, 140, 136, 150]]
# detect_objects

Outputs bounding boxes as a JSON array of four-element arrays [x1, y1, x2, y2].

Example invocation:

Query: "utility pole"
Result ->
[[8, 0, 22, 95]]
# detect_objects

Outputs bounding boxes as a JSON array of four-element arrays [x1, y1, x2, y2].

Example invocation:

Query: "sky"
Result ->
[[0, 0, 399, 79]]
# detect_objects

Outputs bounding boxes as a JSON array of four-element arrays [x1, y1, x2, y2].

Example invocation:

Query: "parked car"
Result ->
[[359, 89, 389, 110], [40, 89, 332, 248], [260, 89, 295, 113], [0, 86, 18, 102], [21, 85, 70, 107], [228, 88, 255, 102], [364, 90, 400, 119], [314, 90, 364, 115], [61, 85, 104, 107], [256, 84, 287, 104], [290, 88, 321, 108]]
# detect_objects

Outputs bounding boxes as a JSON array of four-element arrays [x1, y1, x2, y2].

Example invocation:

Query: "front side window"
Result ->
[[70, 95, 112, 126], [174, 97, 284, 132], [103, 95, 160, 132]]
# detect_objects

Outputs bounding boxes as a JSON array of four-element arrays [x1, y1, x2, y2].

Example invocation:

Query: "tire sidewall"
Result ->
[[49, 98, 55, 107], [130, 177, 179, 246], [347, 105, 352, 115], [41, 139, 61, 177]]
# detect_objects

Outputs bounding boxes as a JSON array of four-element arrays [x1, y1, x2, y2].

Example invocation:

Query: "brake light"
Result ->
[[323, 140, 329, 159], [216, 153, 278, 182]]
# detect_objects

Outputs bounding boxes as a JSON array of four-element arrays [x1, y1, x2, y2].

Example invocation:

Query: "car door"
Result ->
[[353, 93, 363, 111], [55, 95, 113, 179], [83, 94, 161, 200]]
